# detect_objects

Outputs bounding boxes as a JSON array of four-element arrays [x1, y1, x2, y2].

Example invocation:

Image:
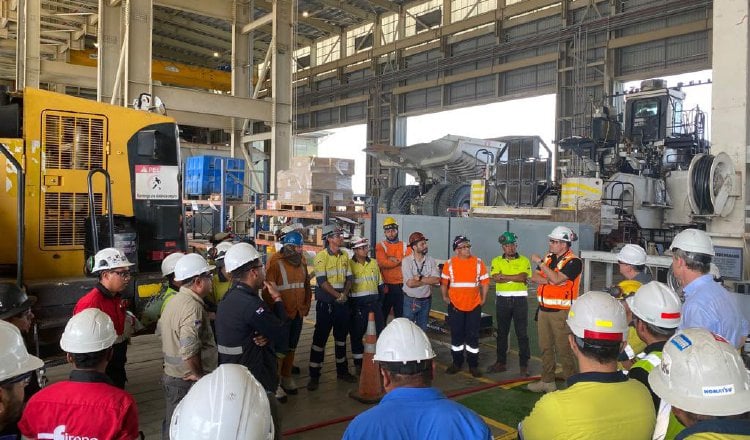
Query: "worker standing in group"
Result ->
[[348, 237, 385, 375], [610, 280, 647, 370], [669, 229, 749, 348], [0, 321, 44, 439], [401, 232, 440, 331], [519, 292, 656, 439], [215, 243, 287, 438], [263, 231, 311, 397], [488, 231, 532, 376], [73, 247, 135, 389], [19, 309, 140, 440], [376, 217, 411, 320], [617, 244, 652, 284], [209, 241, 234, 305], [343, 318, 492, 440], [0, 283, 45, 401], [441, 235, 489, 378], [528, 226, 582, 393], [159, 253, 217, 440], [308, 224, 356, 391], [142, 252, 184, 329], [649, 328, 750, 439], [625, 281, 684, 440]]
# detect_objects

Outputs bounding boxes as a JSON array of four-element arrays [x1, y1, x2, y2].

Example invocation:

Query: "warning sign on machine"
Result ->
[[135, 165, 179, 200]]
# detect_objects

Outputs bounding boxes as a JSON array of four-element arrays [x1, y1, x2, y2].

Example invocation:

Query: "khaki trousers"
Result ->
[[537, 308, 577, 382]]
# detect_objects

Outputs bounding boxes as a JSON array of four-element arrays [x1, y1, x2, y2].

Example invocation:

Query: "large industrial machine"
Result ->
[[0, 88, 186, 354]]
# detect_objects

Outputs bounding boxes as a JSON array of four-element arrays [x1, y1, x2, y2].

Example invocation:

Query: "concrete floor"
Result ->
[[46, 301, 544, 439]]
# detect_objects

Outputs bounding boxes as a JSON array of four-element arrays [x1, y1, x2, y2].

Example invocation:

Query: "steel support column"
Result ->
[[270, 0, 293, 191], [97, 0, 121, 103], [126, 0, 153, 104], [15, 0, 40, 89]]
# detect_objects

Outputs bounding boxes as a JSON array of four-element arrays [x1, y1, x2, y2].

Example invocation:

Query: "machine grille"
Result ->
[[43, 192, 102, 248], [43, 112, 105, 170]]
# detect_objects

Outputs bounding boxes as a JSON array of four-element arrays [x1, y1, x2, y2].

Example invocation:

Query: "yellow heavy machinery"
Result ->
[[0, 88, 185, 356]]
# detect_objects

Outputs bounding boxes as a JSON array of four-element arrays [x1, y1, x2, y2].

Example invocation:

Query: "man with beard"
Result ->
[[376, 217, 411, 319], [216, 243, 288, 439], [401, 232, 440, 331]]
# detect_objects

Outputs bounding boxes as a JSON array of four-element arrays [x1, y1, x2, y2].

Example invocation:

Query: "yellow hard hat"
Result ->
[[383, 216, 398, 230], [609, 279, 642, 300]]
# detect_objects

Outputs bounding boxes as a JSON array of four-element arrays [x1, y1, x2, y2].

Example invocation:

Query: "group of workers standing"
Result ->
[[1, 216, 749, 440]]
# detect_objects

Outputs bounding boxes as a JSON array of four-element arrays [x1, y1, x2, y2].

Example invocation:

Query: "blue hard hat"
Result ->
[[281, 231, 303, 246]]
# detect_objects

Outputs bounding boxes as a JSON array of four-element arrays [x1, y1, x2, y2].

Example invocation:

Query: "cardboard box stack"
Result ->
[[276, 157, 355, 205]]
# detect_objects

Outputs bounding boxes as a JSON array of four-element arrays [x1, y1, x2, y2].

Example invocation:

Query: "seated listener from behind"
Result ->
[[19, 309, 139, 440], [649, 328, 750, 440], [169, 364, 275, 440], [520, 291, 656, 440], [343, 318, 491, 440]]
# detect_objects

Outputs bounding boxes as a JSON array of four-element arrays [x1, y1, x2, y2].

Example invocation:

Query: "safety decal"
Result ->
[[256, 306, 265, 315], [670, 334, 692, 351], [595, 319, 613, 328], [702, 384, 735, 396]]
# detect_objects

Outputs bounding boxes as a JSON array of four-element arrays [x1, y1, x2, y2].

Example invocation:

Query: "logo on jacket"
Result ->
[[39, 425, 99, 440]]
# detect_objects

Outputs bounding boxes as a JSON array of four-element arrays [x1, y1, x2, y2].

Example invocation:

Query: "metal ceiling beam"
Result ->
[[364, 0, 399, 14], [241, 13, 271, 34], [153, 0, 233, 21], [256, 0, 342, 36], [318, 0, 376, 22]]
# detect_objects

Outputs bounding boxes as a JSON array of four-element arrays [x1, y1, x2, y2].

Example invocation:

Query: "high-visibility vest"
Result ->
[[536, 249, 580, 310], [441, 256, 489, 311], [376, 240, 411, 284], [264, 253, 311, 319], [349, 257, 383, 298]]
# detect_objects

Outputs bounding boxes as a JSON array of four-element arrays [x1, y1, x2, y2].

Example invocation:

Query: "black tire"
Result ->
[[377, 187, 399, 213], [390, 185, 420, 214], [420, 183, 449, 216], [436, 184, 472, 216]]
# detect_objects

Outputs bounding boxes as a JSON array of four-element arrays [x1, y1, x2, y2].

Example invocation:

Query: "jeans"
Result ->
[[403, 296, 432, 331]]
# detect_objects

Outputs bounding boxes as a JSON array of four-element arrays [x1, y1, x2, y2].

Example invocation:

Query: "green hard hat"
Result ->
[[499, 231, 518, 245]]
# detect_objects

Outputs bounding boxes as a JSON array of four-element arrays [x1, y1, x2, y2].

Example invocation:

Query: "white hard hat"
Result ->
[[548, 226, 577, 242], [223, 242, 261, 273], [373, 318, 436, 363], [161, 252, 185, 277], [669, 229, 714, 256], [173, 254, 215, 282], [351, 236, 369, 249], [649, 328, 750, 417], [626, 281, 681, 329], [90, 248, 134, 273], [60, 308, 117, 353], [567, 291, 628, 342], [617, 244, 647, 266], [0, 320, 43, 383], [170, 364, 274, 440], [214, 242, 233, 260]]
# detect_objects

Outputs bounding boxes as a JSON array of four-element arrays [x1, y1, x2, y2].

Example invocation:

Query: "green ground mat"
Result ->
[[457, 384, 546, 432]]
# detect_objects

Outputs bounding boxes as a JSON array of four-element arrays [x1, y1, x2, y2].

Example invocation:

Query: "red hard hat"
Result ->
[[408, 232, 428, 247]]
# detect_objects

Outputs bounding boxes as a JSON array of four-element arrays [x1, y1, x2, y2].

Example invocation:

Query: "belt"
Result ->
[[539, 305, 567, 312]]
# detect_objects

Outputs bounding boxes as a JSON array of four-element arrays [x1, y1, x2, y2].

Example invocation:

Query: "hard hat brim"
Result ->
[[0, 295, 36, 320], [14, 353, 44, 379], [649, 369, 750, 417]]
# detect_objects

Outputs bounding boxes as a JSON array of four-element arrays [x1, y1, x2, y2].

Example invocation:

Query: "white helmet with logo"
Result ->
[[170, 364, 274, 440], [567, 291, 628, 342], [60, 308, 117, 353], [617, 244, 647, 266], [626, 281, 681, 328], [0, 320, 43, 382], [669, 229, 714, 256], [161, 252, 185, 277], [173, 254, 215, 282], [351, 236, 369, 249], [649, 328, 750, 416], [548, 226, 577, 242], [224, 243, 261, 273], [90, 248, 134, 273], [373, 318, 436, 363]]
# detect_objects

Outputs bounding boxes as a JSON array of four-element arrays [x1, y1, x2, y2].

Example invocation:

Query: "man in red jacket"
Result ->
[[73, 247, 134, 389], [19, 309, 139, 440]]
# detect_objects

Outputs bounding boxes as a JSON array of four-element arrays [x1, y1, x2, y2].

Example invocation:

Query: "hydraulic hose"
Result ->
[[691, 155, 713, 214]]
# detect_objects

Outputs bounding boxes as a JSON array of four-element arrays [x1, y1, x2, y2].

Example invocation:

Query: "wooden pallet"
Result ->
[[279, 203, 357, 212], [256, 231, 278, 241]]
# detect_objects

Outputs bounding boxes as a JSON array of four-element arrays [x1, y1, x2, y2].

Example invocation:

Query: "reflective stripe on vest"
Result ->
[[536, 249, 580, 310], [380, 241, 407, 255], [349, 290, 378, 298], [497, 290, 528, 297], [217, 344, 243, 355], [633, 351, 663, 372], [448, 259, 482, 288], [277, 261, 305, 291]]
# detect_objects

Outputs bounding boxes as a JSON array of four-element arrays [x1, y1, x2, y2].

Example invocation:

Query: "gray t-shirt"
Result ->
[[401, 254, 440, 299]]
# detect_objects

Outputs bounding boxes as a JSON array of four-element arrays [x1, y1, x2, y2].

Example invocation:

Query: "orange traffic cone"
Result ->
[[348, 311, 384, 404]]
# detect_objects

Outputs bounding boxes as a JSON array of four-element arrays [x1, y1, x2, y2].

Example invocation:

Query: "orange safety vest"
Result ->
[[263, 252, 312, 319], [536, 249, 581, 310], [441, 256, 489, 312], [376, 240, 411, 284]]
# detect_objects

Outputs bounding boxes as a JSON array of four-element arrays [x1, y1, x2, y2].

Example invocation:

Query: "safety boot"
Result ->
[[519, 366, 530, 377], [445, 364, 460, 375], [281, 376, 298, 395], [306, 377, 319, 391], [337, 371, 358, 383], [275, 384, 288, 403], [487, 362, 507, 373], [469, 367, 483, 378], [527, 380, 556, 393]]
